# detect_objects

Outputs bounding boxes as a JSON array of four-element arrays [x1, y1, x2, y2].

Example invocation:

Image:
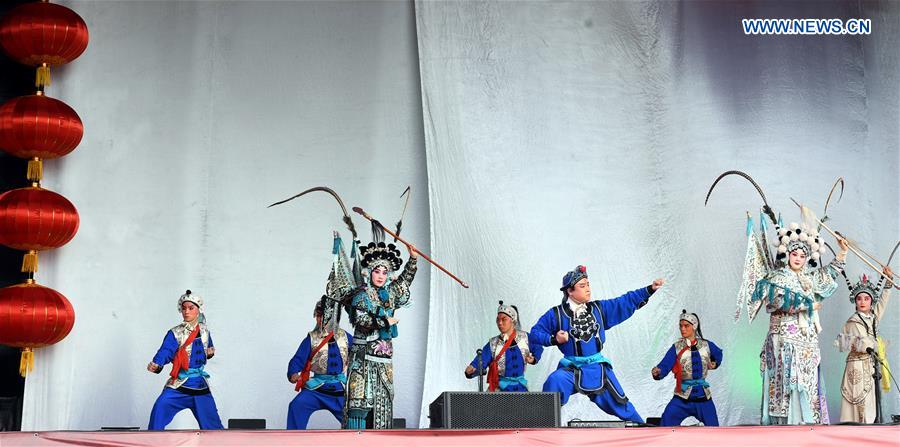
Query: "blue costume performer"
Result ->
[[287, 297, 352, 429], [465, 301, 543, 391], [652, 310, 723, 426], [530, 265, 665, 424], [147, 290, 224, 430]]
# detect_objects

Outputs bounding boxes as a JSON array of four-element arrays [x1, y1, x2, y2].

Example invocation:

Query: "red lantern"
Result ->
[[0, 1, 89, 88], [0, 186, 79, 272], [0, 93, 83, 181], [0, 280, 75, 376]]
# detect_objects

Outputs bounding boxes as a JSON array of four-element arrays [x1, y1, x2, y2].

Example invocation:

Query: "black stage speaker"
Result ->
[[429, 391, 560, 429], [227, 418, 266, 429], [392, 418, 406, 429]]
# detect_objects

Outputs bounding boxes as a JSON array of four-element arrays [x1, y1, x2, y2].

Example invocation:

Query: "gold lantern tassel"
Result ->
[[22, 250, 38, 273], [27, 157, 43, 182], [20, 347, 34, 377], [36, 63, 51, 89]]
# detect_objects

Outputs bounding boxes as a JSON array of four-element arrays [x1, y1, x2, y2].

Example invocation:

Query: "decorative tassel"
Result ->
[[22, 250, 38, 273], [36, 63, 51, 89], [19, 347, 34, 377], [878, 338, 891, 392], [27, 157, 43, 182]]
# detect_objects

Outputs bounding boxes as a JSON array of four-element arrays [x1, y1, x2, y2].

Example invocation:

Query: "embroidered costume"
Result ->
[[466, 301, 543, 391], [147, 290, 224, 430], [344, 239, 418, 429], [530, 265, 656, 424], [835, 269, 893, 423], [709, 171, 848, 425], [739, 216, 844, 424], [653, 311, 723, 426], [287, 296, 353, 429]]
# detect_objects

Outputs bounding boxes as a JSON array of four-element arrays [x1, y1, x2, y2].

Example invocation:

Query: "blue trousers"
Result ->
[[287, 388, 345, 429], [543, 368, 644, 424], [148, 387, 224, 430], [660, 396, 719, 426]]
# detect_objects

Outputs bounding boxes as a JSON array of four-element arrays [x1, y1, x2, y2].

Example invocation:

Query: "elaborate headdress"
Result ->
[[360, 241, 403, 272], [560, 265, 588, 293], [497, 300, 520, 329], [842, 240, 899, 305], [847, 274, 880, 304], [774, 221, 827, 268]]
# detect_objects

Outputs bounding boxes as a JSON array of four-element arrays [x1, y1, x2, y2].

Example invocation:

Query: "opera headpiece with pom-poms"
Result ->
[[774, 222, 827, 267], [359, 241, 403, 272]]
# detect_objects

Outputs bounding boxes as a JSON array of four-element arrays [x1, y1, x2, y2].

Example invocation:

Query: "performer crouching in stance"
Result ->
[[286, 297, 352, 429], [344, 240, 418, 429], [652, 310, 723, 426], [530, 265, 665, 424], [147, 290, 223, 430], [465, 301, 543, 391]]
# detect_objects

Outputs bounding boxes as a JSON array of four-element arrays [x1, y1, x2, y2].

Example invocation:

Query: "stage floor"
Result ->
[[1, 425, 898, 447]]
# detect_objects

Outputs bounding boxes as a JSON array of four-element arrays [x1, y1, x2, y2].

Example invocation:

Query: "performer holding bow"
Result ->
[[836, 260, 894, 423], [652, 310, 723, 426], [465, 301, 543, 391], [707, 171, 849, 425], [344, 238, 418, 429], [147, 290, 224, 430], [530, 265, 665, 424]]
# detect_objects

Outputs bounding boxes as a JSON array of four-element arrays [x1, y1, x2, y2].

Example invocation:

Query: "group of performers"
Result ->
[[142, 177, 895, 430]]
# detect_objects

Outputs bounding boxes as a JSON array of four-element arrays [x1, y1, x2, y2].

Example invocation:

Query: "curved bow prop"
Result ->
[[819, 177, 844, 232], [873, 240, 900, 293], [268, 186, 359, 240], [394, 186, 411, 242], [790, 198, 898, 290], [352, 206, 469, 289], [705, 170, 777, 225]]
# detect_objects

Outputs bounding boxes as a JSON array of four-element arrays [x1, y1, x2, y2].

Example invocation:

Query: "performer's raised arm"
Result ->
[[598, 278, 664, 330]]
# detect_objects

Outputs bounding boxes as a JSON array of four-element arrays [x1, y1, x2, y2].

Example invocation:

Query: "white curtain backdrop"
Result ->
[[415, 1, 898, 427], [23, 0, 430, 430], [15, 0, 898, 431]]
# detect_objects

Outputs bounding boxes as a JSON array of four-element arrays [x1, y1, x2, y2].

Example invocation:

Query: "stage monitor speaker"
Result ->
[[429, 391, 560, 429], [227, 418, 266, 429], [392, 418, 406, 429]]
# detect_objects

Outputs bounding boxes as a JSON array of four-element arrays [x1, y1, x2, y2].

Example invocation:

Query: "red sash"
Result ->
[[296, 331, 334, 392], [671, 338, 697, 393], [169, 324, 200, 382], [487, 330, 516, 392]]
